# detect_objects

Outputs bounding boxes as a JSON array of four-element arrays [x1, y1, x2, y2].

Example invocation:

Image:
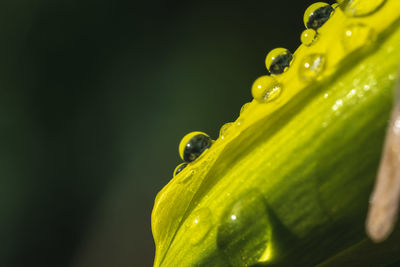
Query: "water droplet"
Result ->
[[303, 2, 334, 30], [342, 23, 375, 52], [298, 54, 326, 81], [347, 89, 357, 98], [217, 190, 272, 266], [240, 102, 250, 115], [185, 208, 212, 245], [300, 29, 317, 46], [219, 122, 233, 139], [340, 0, 386, 17], [236, 118, 244, 127], [265, 48, 293, 75], [332, 99, 343, 111], [173, 162, 188, 177], [179, 131, 212, 162], [251, 75, 282, 103]]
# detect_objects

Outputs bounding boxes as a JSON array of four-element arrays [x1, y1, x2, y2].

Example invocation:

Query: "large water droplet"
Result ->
[[265, 48, 293, 75], [179, 132, 212, 162], [300, 29, 317, 46], [340, 0, 386, 17], [185, 208, 213, 245], [298, 54, 326, 81], [342, 23, 375, 52], [251, 75, 282, 103], [217, 190, 272, 266], [219, 122, 233, 139], [303, 2, 334, 30]]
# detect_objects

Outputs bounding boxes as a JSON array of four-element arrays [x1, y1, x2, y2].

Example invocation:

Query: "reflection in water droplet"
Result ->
[[301, 29, 317, 46], [240, 102, 250, 115], [251, 75, 282, 103], [265, 48, 293, 75], [185, 208, 212, 245], [341, 0, 386, 17], [179, 132, 212, 162], [173, 162, 188, 177], [219, 122, 233, 139], [342, 23, 375, 52], [303, 2, 334, 30], [299, 54, 326, 81], [217, 190, 272, 266]]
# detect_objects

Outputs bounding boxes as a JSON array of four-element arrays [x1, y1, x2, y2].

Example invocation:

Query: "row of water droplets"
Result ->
[[219, 0, 381, 140], [218, 2, 336, 142], [178, 1, 386, 266], [173, 1, 381, 178], [254, 2, 334, 103]]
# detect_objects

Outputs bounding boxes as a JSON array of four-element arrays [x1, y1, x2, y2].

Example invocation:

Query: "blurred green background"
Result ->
[[0, 0, 333, 266]]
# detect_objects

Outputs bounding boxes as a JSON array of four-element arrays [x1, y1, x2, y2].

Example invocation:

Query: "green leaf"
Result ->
[[152, 1, 400, 266]]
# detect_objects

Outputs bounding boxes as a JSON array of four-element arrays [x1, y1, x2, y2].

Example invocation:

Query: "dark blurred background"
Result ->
[[0, 0, 333, 266]]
